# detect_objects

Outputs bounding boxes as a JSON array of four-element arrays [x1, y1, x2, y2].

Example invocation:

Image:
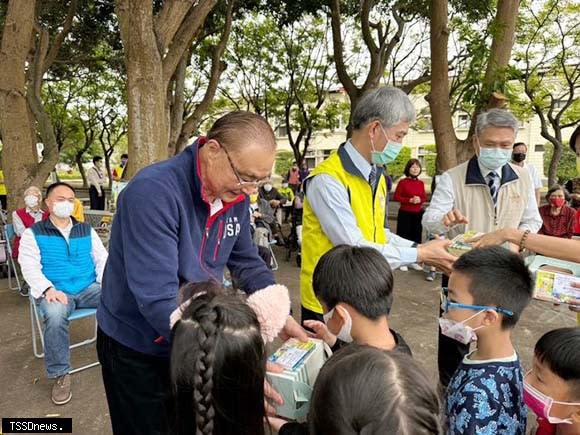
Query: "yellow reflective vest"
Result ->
[[300, 145, 387, 314], [0, 170, 6, 195]]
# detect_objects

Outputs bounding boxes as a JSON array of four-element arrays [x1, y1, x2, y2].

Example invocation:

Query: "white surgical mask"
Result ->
[[438, 310, 486, 345], [263, 184, 273, 192], [53, 201, 74, 219], [323, 306, 353, 343], [24, 195, 39, 208]]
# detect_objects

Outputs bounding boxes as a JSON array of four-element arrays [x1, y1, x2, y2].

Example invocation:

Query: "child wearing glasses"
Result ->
[[441, 246, 533, 434]]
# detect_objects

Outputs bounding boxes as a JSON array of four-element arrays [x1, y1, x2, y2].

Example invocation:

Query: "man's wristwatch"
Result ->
[[42, 287, 53, 298], [411, 242, 418, 248]]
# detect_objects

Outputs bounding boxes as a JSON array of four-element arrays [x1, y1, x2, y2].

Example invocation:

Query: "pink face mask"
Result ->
[[524, 378, 580, 425], [438, 310, 485, 345]]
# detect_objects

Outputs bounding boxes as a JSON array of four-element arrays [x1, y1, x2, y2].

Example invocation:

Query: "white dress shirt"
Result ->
[[523, 162, 542, 190], [18, 218, 109, 299], [306, 140, 417, 269], [422, 160, 542, 235]]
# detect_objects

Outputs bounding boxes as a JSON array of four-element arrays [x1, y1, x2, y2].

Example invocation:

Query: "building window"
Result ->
[[277, 124, 288, 137], [534, 144, 544, 152]]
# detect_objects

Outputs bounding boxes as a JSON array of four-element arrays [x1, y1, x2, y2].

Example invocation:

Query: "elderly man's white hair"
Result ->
[[23, 186, 42, 197]]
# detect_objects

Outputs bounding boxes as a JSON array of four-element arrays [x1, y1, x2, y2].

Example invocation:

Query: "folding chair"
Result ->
[[3, 224, 22, 292], [269, 240, 279, 271], [83, 210, 114, 229], [29, 296, 99, 374]]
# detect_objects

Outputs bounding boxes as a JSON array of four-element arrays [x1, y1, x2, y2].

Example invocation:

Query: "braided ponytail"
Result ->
[[192, 306, 218, 435], [170, 281, 267, 435]]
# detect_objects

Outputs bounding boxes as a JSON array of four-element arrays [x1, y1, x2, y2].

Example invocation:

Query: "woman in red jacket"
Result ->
[[393, 159, 426, 271]]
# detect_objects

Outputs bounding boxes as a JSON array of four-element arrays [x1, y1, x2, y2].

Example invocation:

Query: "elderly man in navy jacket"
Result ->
[[97, 111, 306, 435]]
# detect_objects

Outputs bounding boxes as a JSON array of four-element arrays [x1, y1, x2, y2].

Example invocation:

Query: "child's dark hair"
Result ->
[[535, 327, 580, 400], [170, 281, 266, 435], [308, 345, 442, 435], [313, 245, 394, 319], [453, 246, 532, 329]]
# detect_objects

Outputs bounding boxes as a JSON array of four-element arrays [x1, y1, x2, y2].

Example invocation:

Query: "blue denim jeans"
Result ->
[[37, 282, 101, 378]]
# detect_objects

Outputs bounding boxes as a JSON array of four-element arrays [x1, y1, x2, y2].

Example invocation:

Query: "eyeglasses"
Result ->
[[220, 143, 270, 188], [440, 287, 514, 317]]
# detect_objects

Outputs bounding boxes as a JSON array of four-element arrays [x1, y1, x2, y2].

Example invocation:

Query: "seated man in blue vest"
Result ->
[[18, 182, 108, 405]]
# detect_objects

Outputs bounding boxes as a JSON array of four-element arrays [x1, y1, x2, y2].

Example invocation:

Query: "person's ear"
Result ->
[[481, 310, 499, 327], [205, 139, 222, 156], [334, 304, 350, 329]]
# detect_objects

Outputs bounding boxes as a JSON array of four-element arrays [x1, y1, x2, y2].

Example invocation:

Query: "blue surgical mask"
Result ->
[[370, 125, 403, 165], [478, 147, 512, 171]]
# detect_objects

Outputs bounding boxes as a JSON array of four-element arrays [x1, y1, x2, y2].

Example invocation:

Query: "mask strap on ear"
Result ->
[[462, 309, 486, 327]]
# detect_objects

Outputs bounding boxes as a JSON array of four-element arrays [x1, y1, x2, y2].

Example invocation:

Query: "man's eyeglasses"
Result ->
[[440, 287, 514, 317], [221, 144, 270, 187]]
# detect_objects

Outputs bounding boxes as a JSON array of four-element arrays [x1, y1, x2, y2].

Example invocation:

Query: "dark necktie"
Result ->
[[487, 171, 498, 205], [369, 165, 377, 190]]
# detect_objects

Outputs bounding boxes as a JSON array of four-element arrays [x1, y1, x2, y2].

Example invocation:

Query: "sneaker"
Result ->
[[51, 374, 72, 405], [399, 266, 408, 272], [19, 283, 30, 297], [410, 263, 423, 271], [425, 271, 436, 282]]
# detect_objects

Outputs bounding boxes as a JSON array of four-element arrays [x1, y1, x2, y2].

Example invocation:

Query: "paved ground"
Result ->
[[0, 243, 577, 434]]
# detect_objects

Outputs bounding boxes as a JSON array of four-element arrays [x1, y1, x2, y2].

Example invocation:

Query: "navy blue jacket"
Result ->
[[97, 140, 275, 356]]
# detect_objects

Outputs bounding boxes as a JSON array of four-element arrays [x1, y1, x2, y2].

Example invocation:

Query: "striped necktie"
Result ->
[[369, 165, 377, 190], [487, 172, 498, 205]]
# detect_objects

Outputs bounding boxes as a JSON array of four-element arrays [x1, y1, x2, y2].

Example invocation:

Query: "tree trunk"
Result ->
[[548, 142, 561, 187], [116, 0, 169, 178], [428, 0, 458, 172], [168, 53, 188, 157], [0, 0, 40, 212], [76, 154, 88, 188], [116, 0, 219, 176]]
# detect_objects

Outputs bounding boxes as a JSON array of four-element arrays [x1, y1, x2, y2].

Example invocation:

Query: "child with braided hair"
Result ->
[[169, 280, 290, 435]]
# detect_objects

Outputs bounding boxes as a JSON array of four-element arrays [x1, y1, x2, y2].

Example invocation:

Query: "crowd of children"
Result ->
[[168, 245, 579, 435]]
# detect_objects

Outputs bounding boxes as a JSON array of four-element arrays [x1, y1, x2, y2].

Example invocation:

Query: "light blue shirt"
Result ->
[[305, 140, 417, 269]]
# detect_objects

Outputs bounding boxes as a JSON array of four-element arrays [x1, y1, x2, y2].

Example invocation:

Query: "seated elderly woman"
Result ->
[[538, 185, 576, 239], [11, 186, 49, 296]]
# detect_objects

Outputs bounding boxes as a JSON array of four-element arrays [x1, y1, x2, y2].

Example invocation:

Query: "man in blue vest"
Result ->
[[18, 182, 108, 405]]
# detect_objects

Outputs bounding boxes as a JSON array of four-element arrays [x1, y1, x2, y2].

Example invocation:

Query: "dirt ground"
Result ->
[[0, 243, 577, 434]]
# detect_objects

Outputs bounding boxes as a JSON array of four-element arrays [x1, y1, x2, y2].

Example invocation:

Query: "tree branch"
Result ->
[[176, 0, 234, 153], [155, 0, 197, 53], [162, 0, 219, 85], [42, 0, 78, 74], [329, 0, 357, 97]]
